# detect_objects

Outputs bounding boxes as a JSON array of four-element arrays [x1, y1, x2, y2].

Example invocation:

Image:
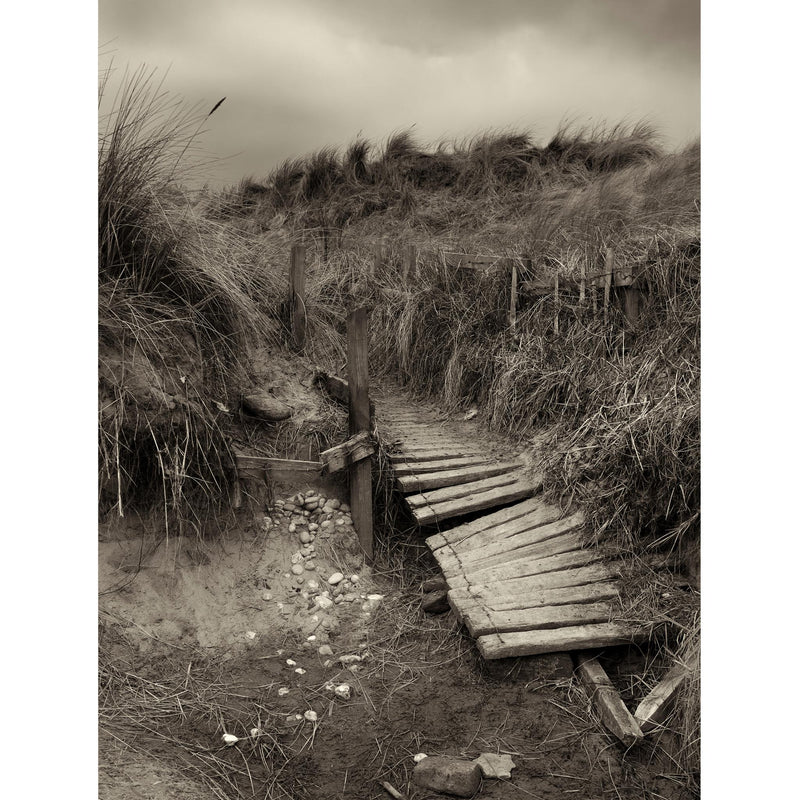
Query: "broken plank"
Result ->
[[391, 455, 493, 475], [396, 460, 523, 493], [395, 445, 486, 461], [634, 661, 693, 734], [320, 431, 375, 474], [425, 497, 547, 549], [449, 581, 620, 614], [449, 512, 585, 560], [449, 562, 625, 596], [478, 624, 643, 661], [575, 653, 644, 746], [447, 548, 607, 589], [406, 470, 525, 509], [235, 455, 322, 473], [460, 601, 617, 637], [413, 480, 538, 526]]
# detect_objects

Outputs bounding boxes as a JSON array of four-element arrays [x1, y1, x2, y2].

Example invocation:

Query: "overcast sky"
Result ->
[[99, 0, 699, 188]]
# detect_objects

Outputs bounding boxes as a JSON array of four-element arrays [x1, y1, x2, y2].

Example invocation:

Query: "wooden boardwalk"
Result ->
[[377, 398, 644, 659]]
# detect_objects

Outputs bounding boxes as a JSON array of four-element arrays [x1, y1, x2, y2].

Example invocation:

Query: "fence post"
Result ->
[[509, 263, 518, 336], [289, 244, 306, 350], [614, 260, 641, 328], [347, 307, 373, 560], [402, 243, 416, 285], [580, 262, 586, 306], [554, 273, 560, 335], [603, 248, 614, 326]]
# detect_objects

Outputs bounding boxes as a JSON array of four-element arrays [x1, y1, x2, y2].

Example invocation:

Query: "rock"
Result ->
[[222, 733, 240, 746], [304, 710, 318, 722], [338, 654, 362, 666], [241, 392, 292, 421], [306, 579, 320, 592], [288, 522, 297, 534], [422, 576, 449, 593], [308, 523, 319, 531], [340, 502, 350, 512], [334, 683, 351, 700], [261, 591, 272, 602], [277, 687, 290, 696], [304, 561, 317, 571], [318, 644, 334, 656], [328, 499, 341, 510], [414, 753, 428, 763], [316, 596, 334, 610], [342, 593, 358, 602], [349, 574, 360, 584], [412, 756, 482, 797], [328, 572, 344, 585], [291, 563, 305, 576], [474, 753, 516, 780], [422, 590, 450, 615]]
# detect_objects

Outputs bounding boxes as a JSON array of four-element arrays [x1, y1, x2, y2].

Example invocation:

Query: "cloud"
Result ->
[[98, 0, 699, 185]]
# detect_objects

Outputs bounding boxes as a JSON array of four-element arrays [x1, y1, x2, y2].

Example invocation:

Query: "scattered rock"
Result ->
[[222, 733, 240, 747], [413, 753, 428, 763], [318, 644, 334, 657], [316, 596, 334, 610], [422, 576, 449, 593], [304, 710, 318, 722], [334, 683, 351, 700], [338, 654, 362, 666], [412, 756, 482, 797], [474, 753, 516, 780], [278, 687, 290, 696], [291, 563, 305, 576], [421, 590, 450, 614], [328, 572, 344, 585], [244, 630, 257, 640], [241, 393, 292, 421], [299, 530, 313, 544]]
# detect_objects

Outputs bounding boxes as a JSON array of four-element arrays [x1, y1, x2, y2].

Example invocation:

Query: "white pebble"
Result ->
[[295, 667, 306, 675], [304, 710, 318, 722], [334, 684, 351, 700], [286, 659, 296, 666], [222, 734, 239, 746], [414, 753, 428, 763], [245, 630, 257, 640], [318, 644, 334, 656], [328, 572, 344, 585], [278, 687, 290, 696]]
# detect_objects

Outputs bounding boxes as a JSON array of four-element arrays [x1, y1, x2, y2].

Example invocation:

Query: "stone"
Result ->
[[316, 596, 334, 610], [288, 522, 297, 534], [318, 644, 333, 657], [422, 576, 449, 593], [328, 499, 341, 510], [474, 753, 516, 780], [241, 392, 292, 421], [308, 523, 319, 531], [291, 563, 305, 576], [334, 683, 351, 700], [412, 756, 481, 797], [328, 572, 344, 585], [304, 561, 317, 571], [338, 654, 361, 666], [422, 590, 451, 615], [340, 502, 350, 512], [349, 574, 360, 584]]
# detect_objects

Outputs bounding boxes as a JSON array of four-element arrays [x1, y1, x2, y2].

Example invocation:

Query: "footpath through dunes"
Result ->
[[373, 386, 646, 660]]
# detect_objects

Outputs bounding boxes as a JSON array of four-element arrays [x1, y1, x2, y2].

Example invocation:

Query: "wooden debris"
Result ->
[[396, 460, 522, 492], [458, 601, 618, 637], [235, 454, 322, 474], [405, 471, 525, 509], [320, 431, 375, 475], [575, 653, 644, 746], [391, 455, 492, 475], [634, 660, 693, 734]]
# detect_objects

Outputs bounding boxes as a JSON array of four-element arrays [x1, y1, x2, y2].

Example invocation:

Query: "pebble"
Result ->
[[339, 654, 361, 665], [340, 503, 350, 512], [328, 499, 341, 510], [320, 520, 333, 530], [291, 563, 305, 576], [318, 644, 333, 656], [294, 576, 305, 586], [304, 710, 318, 722], [316, 596, 334, 610], [334, 684, 351, 700], [342, 593, 357, 602], [261, 591, 272, 601], [245, 631, 257, 640], [294, 667, 307, 675], [278, 687, 290, 696], [334, 595, 343, 604], [306, 579, 320, 591], [349, 574, 360, 584], [288, 522, 297, 534], [304, 561, 317, 571], [286, 659, 296, 666], [335, 518, 345, 526], [299, 530, 313, 544], [306, 490, 316, 498], [328, 572, 344, 585]]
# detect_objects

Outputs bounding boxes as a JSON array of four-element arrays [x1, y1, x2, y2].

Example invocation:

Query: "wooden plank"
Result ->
[[347, 308, 373, 560], [478, 624, 643, 661], [235, 455, 322, 473], [392, 446, 486, 462], [576, 654, 644, 746], [447, 562, 625, 597], [449, 581, 621, 615], [448, 548, 606, 589], [450, 530, 584, 572], [426, 497, 547, 549], [461, 601, 617, 637], [396, 461, 523, 493], [634, 661, 693, 734], [622, 287, 640, 327], [427, 499, 561, 552], [320, 431, 375, 475], [289, 244, 306, 350], [451, 513, 586, 562], [391, 456, 494, 476], [412, 479, 538, 526], [406, 470, 525, 509]]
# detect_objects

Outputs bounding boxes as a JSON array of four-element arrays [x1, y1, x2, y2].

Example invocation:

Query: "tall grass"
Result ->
[[98, 65, 285, 531]]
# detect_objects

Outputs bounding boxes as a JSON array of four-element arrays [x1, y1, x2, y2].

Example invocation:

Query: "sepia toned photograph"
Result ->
[[97, 2, 701, 798]]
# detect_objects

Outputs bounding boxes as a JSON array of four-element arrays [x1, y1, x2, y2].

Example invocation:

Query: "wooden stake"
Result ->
[[554, 273, 560, 335], [603, 248, 613, 326], [347, 307, 373, 560], [289, 244, 306, 350], [509, 263, 518, 336], [402, 243, 416, 285], [371, 242, 384, 278], [579, 261, 586, 306]]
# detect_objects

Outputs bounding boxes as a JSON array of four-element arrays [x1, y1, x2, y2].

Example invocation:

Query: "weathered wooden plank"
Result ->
[[478, 624, 642, 661], [320, 431, 375, 475], [347, 308, 373, 560], [396, 461, 523, 493], [413, 480, 538, 526], [235, 455, 322, 473], [447, 548, 606, 589], [461, 601, 617, 637], [446, 562, 625, 597], [576, 653, 644, 746], [425, 497, 547, 550], [451, 512, 585, 560], [395, 445, 486, 461], [634, 661, 692, 734], [427, 502, 568, 553], [406, 470, 525, 509], [391, 455, 494, 475], [449, 581, 620, 614], [449, 531, 584, 572]]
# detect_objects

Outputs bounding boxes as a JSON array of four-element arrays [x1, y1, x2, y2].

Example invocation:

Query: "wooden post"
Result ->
[[554, 273, 560, 335], [579, 262, 586, 306], [614, 262, 641, 329], [347, 307, 373, 560], [289, 244, 306, 350], [402, 243, 416, 285], [509, 263, 518, 337], [603, 248, 613, 326], [371, 242, 384, 278]]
